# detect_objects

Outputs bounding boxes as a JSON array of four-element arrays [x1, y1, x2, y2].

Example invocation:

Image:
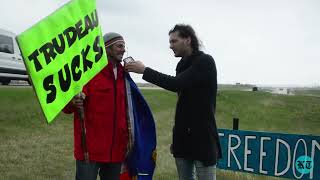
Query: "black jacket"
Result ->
[[143, 51, 222, 166]]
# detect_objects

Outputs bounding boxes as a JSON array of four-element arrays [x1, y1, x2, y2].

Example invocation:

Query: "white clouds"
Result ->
[[0, 0, 319, 86], [0, 0, 70, 33]]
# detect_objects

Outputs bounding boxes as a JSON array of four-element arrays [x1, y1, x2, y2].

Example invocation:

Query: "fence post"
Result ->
[[233, 118, 239, 130]]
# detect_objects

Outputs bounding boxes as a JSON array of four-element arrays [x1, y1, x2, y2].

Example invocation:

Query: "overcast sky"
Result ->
[[1, 0, 319, 86]]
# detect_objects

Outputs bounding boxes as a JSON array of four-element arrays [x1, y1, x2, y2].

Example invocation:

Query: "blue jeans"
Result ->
[[75, 160, 121, 180], [175, 158, 216, 180]]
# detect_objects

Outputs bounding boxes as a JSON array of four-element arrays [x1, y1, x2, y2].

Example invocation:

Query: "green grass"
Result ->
[[0, 87, 319, 179], [216, 90, 320, 135]]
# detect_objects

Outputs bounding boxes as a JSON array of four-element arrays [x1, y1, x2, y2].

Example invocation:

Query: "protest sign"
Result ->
[[17, 0, 107, 123]]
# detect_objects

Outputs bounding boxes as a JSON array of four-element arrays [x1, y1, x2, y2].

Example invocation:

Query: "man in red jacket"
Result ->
[[63, 32, 129, 180]]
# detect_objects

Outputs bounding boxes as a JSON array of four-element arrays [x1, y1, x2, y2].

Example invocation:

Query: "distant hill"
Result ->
[[138, 83, 257, 90], [218, 84, 256, 91], [291, 87, 320, 97], [136, 83, 158, 87]]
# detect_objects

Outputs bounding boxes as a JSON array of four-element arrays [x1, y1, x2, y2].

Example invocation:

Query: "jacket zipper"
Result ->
[[110, 77, 117, 160]]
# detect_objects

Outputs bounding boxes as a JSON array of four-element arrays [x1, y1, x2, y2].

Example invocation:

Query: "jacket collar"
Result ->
[[101, 60, 124, 79]]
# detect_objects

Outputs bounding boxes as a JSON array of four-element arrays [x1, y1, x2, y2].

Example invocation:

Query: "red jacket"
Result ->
[[63, 62, 128, 163]]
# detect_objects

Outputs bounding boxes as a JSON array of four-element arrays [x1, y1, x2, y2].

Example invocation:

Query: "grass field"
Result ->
[[0, 87, 319, 179]]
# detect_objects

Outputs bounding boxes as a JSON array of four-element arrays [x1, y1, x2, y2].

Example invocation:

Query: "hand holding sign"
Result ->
[[72, 92, 86, 109]]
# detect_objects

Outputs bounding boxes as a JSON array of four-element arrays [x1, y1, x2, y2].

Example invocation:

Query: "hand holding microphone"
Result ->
[[124, 56, 146, 74]]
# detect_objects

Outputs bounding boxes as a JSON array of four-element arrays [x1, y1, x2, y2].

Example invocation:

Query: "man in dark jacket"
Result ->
[[125, 24, 222, 180], [63, 32, 128, 180]]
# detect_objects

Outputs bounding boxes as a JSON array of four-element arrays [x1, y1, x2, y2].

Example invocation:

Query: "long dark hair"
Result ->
[[169, 24, 202, 52]]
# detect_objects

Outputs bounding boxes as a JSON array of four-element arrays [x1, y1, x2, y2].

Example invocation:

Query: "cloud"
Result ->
[[1, 0, 319, 86]]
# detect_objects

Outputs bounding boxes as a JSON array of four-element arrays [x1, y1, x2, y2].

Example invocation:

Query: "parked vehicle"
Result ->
[[0, 28, 29, 85]]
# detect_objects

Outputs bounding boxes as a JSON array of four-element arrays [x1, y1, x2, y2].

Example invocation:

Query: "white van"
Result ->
[[0, 28, 29, 85]]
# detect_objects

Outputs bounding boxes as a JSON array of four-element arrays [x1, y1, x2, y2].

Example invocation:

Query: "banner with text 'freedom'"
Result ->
[[217, 129, 319, 179]]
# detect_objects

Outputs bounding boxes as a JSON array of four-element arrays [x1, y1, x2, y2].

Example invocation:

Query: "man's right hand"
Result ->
[[71, 92, 86, 109], [124, 61, 146, 74]]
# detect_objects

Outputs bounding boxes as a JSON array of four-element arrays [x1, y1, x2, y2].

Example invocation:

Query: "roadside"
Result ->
[[0, 80, 31, 88]]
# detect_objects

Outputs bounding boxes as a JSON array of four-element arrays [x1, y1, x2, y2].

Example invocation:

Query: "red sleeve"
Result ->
[[62, 101, 76, 114]]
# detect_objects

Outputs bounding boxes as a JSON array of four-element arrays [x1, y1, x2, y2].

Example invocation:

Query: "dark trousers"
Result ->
[[75, 160, 122, 180]]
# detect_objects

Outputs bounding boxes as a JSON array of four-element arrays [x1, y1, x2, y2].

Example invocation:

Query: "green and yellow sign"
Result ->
[[17, 0, 108, 123]]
